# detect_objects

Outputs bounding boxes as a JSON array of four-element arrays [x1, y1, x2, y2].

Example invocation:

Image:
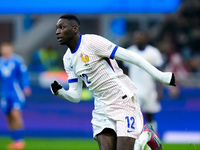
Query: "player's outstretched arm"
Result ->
[[50, 81, 83, 103], [114, 47, 176, 86]]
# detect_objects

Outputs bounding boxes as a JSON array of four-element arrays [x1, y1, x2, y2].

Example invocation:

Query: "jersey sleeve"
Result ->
[[61, 52, 83, 103], [114, 46, 172, 85], [89, 35, 118, 59], [17, 56, 30, 89], [122, 46, 135, 68], [63, 52, 82, 84]]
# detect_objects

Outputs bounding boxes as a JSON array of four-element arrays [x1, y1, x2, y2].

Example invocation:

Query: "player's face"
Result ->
[[134, 33, 147, 46], [0, 44, 13, 57], [56, 19, 76, 45]]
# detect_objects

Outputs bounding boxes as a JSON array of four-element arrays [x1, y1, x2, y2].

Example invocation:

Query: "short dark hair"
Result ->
[[60, 14, 80, 27], [0, 41, 12, 47]]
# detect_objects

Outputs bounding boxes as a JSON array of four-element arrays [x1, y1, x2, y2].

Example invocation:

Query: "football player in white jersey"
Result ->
[[123, 31, 164, 133], [50, 14, 176, 150]]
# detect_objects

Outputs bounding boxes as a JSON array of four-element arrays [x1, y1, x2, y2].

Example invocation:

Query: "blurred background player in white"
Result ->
[[50, 14, 176, 150], [0, 42, 31, 150], [123, 30, 164, 134]]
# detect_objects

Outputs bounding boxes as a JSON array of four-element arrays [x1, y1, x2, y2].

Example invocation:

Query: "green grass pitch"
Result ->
[[0, 137, 200, 150]]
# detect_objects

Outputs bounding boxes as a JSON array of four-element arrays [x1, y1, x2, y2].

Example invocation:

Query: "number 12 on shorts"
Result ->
[[125, 116, 135, 132]]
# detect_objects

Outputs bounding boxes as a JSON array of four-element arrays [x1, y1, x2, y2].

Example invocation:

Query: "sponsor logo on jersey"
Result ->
[[127, 130, 134, 133], [84, 63, 90, 66], [81, 53, 89, 62]]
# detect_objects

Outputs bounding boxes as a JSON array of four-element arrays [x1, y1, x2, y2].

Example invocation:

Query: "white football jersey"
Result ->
[[63, 34, 139, 118]]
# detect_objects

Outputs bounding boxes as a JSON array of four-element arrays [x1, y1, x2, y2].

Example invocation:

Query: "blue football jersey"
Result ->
[[0, 54, 30, 114], [0, 54, 30, 95]]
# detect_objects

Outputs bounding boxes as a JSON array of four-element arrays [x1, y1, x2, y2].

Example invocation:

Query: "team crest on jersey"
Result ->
[[80, 52, 89, 63]]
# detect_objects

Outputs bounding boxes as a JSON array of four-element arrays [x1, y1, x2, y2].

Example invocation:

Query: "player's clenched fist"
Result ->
[[50, 81, 63, 95]]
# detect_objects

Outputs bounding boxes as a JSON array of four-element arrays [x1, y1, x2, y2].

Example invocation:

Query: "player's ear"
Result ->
[[73, 26, 79, 33]]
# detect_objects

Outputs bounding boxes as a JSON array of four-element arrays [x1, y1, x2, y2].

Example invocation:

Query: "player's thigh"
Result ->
[[117, 136, 135, 150], [96, 128, 117, 150]]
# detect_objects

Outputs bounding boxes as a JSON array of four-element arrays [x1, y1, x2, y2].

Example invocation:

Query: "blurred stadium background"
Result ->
[[0, 0, 200, 149]]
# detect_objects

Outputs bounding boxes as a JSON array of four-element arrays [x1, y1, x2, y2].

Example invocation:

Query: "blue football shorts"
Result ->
[[0, 93, 25, 114]]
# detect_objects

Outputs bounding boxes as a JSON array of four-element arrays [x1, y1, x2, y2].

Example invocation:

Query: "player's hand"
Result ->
[[169, 73, 176, 86], [50, 81, 63, 95]]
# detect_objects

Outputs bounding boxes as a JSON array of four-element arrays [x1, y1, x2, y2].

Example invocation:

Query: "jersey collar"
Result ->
[[71, 34, 82, 54]]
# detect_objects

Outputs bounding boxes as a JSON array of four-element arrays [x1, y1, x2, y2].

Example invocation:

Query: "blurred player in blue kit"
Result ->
[[0, 42, 31, 150], [50, 15, 176, 150]]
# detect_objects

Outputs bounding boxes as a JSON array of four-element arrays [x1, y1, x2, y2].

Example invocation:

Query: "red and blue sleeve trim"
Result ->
[[105, 58, 115, 72]]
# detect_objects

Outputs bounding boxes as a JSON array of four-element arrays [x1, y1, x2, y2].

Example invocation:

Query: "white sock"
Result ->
[[134, 131, 151, 150]]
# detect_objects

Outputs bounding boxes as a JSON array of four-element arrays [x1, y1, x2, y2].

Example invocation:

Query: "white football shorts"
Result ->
[[92, 96, 144, 140]]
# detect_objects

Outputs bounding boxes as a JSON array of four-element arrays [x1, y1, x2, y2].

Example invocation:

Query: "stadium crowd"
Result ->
[[118, 0, 200, 88], [154, 0, 200, 73]]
